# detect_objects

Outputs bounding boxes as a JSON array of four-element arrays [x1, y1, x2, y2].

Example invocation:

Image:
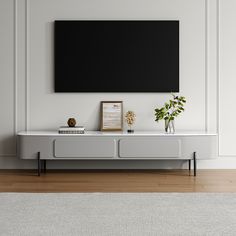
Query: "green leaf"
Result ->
[[154, 93, 186, 123]]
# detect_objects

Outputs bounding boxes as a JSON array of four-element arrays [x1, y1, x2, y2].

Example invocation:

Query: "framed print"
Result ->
[[101, 101, 123, 131]]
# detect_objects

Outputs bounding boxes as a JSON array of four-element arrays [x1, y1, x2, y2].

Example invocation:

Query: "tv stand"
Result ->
[[17, 131, 217, 176]]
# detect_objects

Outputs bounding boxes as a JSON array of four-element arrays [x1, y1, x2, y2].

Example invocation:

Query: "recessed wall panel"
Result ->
[[28, 0, 206, 131], [0, 0, 15, 155], [219, 0, 236, 155]]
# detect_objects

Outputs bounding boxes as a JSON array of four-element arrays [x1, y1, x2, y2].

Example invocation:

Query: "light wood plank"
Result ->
[[0, 170, 236, 192]]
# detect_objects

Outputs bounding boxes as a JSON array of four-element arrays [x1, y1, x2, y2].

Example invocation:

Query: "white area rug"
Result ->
[[0, 193, 236, 236]]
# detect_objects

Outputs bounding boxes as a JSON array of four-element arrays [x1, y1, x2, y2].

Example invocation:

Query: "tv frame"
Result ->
[[54, 20, 179, 93]]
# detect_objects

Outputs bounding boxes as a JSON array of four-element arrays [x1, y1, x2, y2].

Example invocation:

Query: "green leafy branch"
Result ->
[[154, 94, 186, 123]]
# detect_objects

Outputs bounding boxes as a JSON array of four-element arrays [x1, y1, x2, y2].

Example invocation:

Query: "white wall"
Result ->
[[0, 0, 235, 169]]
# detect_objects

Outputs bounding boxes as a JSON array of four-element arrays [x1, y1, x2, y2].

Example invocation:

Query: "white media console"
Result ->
[[17, 131, 218, 176]]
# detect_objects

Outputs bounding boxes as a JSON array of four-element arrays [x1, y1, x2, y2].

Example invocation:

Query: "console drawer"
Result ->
[[119, 138, 181, 158], [54, 138, 116, 158]]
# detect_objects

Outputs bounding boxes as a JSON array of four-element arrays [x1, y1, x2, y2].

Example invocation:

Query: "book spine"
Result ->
[[59, 129, 85, 131], [58, 131, 85, 134]]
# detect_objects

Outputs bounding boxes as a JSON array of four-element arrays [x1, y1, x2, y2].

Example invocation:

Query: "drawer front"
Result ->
[[119, 138, 181, 158], [54, 138, 116, 158]]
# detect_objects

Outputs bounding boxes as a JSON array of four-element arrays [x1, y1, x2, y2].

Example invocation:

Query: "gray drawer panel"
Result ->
[[54, 138, 116, 158], [119, 138, 181, 158]]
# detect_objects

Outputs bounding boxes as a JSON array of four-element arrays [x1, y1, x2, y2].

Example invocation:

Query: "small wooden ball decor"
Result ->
[[67, 118, 76, 127]]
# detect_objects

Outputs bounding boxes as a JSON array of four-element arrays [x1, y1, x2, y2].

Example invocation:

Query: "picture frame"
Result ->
[[101, 101, 123, 131]]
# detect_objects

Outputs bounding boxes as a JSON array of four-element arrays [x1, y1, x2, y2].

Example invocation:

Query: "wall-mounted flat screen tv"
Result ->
[[54, 20, 179, 92]]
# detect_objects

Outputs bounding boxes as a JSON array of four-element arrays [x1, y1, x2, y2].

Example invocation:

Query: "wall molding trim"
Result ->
[[217, 0, 221, 156], [13, 0, 18, 155], [25, 0, 29, 131], [205, 0, 209, 132], [6, 0, 226, 160]]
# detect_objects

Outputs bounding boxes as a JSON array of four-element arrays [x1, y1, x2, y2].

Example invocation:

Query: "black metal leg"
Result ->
[[44, 160, 47, 173], [193, 152, 197, 176], [37, 152, 41, 176], [188, 159, 191, 171]]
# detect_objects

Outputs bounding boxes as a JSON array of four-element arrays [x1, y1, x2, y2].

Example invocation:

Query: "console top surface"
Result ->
[[18, 131, 217, 137]]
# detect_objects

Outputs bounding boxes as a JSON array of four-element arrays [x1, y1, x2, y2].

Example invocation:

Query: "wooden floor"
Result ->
[[0, 170, 236, 192]]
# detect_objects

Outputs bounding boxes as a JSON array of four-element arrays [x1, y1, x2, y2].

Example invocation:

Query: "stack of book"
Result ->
[[58, 126, 85, 134]]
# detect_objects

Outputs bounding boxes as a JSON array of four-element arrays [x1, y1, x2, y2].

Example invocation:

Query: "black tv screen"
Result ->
[[54, 20, 179, 92]]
